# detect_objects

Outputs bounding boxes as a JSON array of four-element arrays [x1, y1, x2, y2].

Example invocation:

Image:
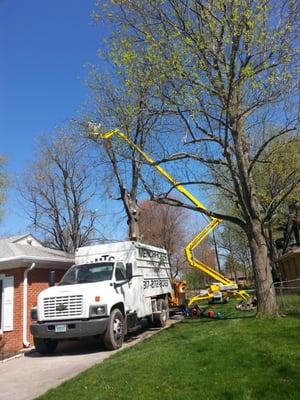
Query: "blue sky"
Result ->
[[0, 0, 109, 235], [0, 0, 208, 241]]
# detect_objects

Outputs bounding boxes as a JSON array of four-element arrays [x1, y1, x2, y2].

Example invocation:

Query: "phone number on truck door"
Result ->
[[143, 279, 169, 289]]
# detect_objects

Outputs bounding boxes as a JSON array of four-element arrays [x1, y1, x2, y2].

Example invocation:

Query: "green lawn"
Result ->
[[277, 293, 300, 314], [37, 304, 300, 400]]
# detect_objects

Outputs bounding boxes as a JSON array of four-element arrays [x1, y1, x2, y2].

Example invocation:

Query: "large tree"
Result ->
[[94, 0, 300, 316], [253, 138, 300, 278], [19, 129, 99, 253]]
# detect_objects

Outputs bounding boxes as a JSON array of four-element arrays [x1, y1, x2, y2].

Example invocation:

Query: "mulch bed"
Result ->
[[0, 337, 18, 361], [0, 351, 19, 361]]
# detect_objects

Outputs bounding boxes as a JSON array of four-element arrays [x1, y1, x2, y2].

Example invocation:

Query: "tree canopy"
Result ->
[[85, 69, 165, 240], [138, 200, 187, 276], [92, 0, 300, 316], [19, 129, 100, 253]]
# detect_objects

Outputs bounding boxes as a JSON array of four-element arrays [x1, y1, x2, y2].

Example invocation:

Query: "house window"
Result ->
[[0, 276, 14, 332]]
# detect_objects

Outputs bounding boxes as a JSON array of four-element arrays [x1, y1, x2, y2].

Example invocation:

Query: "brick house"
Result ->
[[225, 270, 253, 288], [0, 234, 74, 354]]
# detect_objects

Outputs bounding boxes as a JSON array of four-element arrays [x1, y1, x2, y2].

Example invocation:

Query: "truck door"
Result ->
[[114, 262, 135, 313]]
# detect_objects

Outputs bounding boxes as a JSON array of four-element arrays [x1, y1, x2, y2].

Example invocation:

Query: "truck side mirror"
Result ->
[[126, 263, 133, 280], [49, 270, 56, 287]]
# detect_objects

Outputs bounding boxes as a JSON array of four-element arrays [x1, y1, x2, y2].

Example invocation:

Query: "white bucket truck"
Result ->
[[30, 241, 172, 354]]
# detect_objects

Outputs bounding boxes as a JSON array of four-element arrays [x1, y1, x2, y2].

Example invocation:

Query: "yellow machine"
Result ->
[[88, 126, 250, 306], [169, 279, 187, 308]]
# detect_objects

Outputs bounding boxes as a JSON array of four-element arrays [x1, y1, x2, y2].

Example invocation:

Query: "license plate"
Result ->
[[55, 324, 67, 333]]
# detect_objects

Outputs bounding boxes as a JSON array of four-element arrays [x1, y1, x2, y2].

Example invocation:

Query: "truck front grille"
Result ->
[[43, 295, 83, 319]]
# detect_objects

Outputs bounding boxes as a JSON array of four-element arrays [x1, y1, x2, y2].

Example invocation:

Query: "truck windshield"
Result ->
[[59, 263, 114, 285]]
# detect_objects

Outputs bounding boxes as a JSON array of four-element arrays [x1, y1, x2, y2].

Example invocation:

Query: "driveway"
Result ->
[[0, 319, 179, 400]]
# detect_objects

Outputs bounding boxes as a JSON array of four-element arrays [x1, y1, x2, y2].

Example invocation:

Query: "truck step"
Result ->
[[127, 324, 143, 333]]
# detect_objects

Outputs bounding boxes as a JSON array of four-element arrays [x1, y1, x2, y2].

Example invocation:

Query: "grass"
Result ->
[[37, 301, 300, 400], [277, 293, 300, 314]]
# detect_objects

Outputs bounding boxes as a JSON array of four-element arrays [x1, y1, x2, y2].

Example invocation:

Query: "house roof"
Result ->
[[226, 271, 248, 279], [0, 234, 74, 268], [4, 233, 44, 246], [5, 233, 36, 242]]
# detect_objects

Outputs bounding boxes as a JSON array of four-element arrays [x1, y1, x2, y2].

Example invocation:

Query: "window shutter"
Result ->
[[3, 276, 14, 331]]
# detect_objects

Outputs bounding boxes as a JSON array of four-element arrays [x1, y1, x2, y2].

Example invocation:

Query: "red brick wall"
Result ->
[[1, 268, 23, 353], [1, 267, 67, 353]]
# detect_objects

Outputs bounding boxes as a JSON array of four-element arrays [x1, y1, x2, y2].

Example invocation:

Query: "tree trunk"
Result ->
[[242, 261, 249, 287], [266, 224, 281, 282], [124, 193, 140, 241], [127, 211, 140, 241], [247, 221, 279, 317], [230, 123, 279, 316]]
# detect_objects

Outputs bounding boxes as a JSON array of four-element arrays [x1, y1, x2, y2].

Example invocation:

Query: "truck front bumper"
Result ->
[[30, 318, 109, 339]]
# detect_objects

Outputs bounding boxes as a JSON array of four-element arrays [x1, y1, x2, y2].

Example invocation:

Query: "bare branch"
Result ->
[[155, 152, 228, 167], [249, 128, 297, 173]]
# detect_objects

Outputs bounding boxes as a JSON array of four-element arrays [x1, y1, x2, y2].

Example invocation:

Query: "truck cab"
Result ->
[[31, 242, 172, 354]]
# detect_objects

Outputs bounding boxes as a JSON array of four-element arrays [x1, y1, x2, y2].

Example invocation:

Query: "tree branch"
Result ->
[[249, 128, 297, 173], [154, 152, 228, 167], [140, 175, 245, 228]]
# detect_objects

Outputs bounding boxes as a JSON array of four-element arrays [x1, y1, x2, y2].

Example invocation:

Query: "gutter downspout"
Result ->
[[23, 262, 36, 348]]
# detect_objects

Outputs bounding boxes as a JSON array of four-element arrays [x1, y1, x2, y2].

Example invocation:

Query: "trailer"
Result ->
[[30, 241, 172, 354]]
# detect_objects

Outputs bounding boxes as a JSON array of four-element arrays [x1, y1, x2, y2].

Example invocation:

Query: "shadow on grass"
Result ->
[[180, 310, 300, 325], [179, 314, 256, 325], [220, 313, 256, 320]]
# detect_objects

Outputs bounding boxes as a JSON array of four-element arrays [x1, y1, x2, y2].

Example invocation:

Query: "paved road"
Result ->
[[0, 319, 179, 400]]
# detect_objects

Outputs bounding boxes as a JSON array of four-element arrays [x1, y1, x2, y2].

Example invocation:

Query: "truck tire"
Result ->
[[34, 337, 58, 355], [104, 308, 125, 350], [154, 298, 169, 328]]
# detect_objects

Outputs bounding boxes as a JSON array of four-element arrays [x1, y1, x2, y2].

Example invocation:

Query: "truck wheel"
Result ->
[[154, 298, 169, 327], [104, 308, 125, 350], [34, 337, 58, 355]]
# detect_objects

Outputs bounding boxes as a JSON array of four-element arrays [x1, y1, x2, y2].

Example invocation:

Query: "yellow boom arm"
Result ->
[[93, 128, 248, 304]]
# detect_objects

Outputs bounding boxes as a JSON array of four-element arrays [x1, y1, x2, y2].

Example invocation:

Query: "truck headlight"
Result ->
[[30, 307, 38, 321], [89, 305, 107, 317]]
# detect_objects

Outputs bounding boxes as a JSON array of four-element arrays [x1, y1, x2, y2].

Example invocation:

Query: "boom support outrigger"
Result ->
[[90, 127, 249, 306]]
